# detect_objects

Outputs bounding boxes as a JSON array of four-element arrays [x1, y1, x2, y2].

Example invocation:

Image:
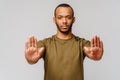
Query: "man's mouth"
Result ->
[[61, 25, 68, 28]]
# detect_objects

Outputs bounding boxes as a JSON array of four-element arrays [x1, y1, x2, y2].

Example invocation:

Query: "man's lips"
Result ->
[[61, 25, 68, 28]]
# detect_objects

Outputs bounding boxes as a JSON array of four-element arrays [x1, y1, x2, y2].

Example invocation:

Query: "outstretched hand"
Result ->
[[25, 35, 45, 64], [84, 35, 104, 60]]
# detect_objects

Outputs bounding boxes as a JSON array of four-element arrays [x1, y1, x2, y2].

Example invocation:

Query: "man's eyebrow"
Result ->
[[57, 15, 72, 17]]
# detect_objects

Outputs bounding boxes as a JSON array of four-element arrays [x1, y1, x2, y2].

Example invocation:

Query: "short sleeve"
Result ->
[[81, 38, 91, 59], [82, 39, 90, 47], [37, 40, 45, 48]]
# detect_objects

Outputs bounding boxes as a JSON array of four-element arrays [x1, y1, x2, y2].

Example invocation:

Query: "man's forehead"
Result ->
[[56, 7, 73, 16], [56, 7, 72, 12]]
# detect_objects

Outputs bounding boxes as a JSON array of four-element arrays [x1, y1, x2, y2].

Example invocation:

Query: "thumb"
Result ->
[[84, 46, 91, 54], [38, 47, 45, 58], [84, 46, 89, 52], [38, 47, 45, 53]]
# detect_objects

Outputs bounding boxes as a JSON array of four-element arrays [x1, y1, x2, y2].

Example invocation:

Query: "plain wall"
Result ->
[[0, 0, 120, 80]]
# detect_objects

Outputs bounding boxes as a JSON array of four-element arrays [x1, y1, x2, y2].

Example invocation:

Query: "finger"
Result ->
[[38, 47, 45, 57], [29, 35, 35, 47], [25, 38, 31, 54], [100, 40, 104, 50], [27, 37, 31, 48], [96, 36, 100, 47], [34, 37, 38, 47], [84, 46, 90, 53], [97, 37, 100, 47], [91, 36, 94, 47], [84, 47, 94, 58], [94, 35, 97, 47], [91, 35, 97, 47], [32, 36, 35, 47], [29, 36, 32, 47]]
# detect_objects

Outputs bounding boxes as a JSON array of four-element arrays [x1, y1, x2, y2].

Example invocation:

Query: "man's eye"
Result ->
[[57, 17, 62, 19], [67, 16, 72, 19]]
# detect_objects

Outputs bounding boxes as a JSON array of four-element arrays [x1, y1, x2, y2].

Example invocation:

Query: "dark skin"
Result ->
[[25, 7, 104, 64]]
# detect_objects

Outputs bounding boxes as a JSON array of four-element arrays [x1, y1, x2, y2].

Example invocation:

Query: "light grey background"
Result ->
[[0, 0, 119, 80]]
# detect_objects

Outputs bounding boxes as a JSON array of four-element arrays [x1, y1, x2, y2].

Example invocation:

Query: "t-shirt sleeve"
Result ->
[[81, 38, 91, 58], [37, 40, 46, 59], [82, 39, 90, 47], [37, 40, 45, 48]]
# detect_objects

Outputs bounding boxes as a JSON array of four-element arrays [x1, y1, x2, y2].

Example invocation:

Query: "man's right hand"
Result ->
[[25, 35, 45, 64]]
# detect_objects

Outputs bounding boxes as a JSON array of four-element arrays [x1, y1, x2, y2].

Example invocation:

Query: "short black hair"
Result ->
[[54, 3, 74, 17]]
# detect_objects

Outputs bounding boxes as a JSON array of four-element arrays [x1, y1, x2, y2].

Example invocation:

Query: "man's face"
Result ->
[[54, 7, 75, 34]]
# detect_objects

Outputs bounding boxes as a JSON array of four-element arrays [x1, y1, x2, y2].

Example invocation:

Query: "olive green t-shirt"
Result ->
[[37, 35, 90, 80]]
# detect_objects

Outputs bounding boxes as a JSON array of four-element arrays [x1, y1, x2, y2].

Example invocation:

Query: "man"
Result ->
[[25, 3, 104, 80]]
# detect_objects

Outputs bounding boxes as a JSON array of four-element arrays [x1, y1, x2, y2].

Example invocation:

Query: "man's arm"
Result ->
[[84, 35, 104, 60], [25, 35, 45, 64]]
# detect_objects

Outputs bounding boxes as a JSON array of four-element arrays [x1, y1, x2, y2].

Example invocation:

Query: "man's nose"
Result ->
[[62, 18, 67, 23]]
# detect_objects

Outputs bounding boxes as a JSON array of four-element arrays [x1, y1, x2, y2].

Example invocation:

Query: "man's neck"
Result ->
[[56, 31, 73, 40]]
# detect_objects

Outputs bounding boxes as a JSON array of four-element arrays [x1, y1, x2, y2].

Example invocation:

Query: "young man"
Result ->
[[25, 3, 104, 80]]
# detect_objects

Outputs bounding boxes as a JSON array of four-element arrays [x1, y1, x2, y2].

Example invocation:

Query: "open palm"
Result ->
[[84, 35, 104, 60], [25, 36, 44, 64]]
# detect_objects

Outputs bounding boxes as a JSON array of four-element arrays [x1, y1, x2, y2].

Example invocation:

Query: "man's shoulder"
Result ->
[[73, 35, 85, 41], [37, 35, 55, 47], [73, 34, 90, 44]]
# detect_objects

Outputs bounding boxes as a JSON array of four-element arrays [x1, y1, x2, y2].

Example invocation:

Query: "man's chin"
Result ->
[[60, 30, 71, 34]]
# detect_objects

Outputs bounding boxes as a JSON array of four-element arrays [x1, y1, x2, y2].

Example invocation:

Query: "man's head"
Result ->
[[53, 3, 75, 34], [54, 3, 74, 17]]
